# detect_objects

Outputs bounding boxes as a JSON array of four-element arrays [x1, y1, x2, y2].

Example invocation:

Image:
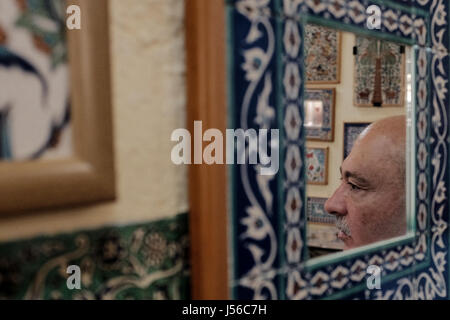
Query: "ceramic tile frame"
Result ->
[[227, 0, 449, 299]]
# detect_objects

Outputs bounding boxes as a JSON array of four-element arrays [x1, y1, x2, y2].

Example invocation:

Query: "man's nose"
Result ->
[[324, 184, 347, 216]]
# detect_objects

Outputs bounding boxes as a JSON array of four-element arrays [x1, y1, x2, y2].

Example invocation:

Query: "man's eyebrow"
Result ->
[[339, 166, 370, 185]]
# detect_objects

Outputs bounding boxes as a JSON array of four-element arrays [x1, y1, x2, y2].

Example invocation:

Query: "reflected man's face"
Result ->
[[324, 117, 406, 250]]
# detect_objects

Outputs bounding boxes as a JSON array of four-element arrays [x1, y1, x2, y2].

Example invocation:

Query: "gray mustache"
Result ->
[[335, 216, 351, 236]]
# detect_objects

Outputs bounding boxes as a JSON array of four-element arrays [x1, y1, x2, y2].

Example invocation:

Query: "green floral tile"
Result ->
[[0, 213, 190, 300]]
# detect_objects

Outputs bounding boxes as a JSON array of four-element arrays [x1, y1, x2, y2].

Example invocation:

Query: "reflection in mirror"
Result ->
[[304, 24, 413, 259], [305, 100, 324, 128]]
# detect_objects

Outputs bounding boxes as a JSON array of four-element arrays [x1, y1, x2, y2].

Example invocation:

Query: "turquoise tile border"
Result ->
[[0, 213, 190, 300]]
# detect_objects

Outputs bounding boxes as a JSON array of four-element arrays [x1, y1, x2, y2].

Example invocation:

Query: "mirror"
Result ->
[[304, 24, 414, 259]]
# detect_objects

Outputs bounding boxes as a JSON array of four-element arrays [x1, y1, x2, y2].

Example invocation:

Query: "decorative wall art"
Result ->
[[306, 196, 335, 225], [0, 0, 115, 214], [306, 147, 328, 185], [306, 197, 344, 251], [343, 122, 371, 160], [307, 223, 345, 251], [354, 36, 405, 107], [305, 24, 341, 84], [0, 0, 71, 161], [304, 88, 335, 141]]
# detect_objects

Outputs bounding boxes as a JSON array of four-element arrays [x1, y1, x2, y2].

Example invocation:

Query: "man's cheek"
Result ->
[[348, 208, 371, 238], [344, 214, 360, 237], [347, 193, 368, 209]]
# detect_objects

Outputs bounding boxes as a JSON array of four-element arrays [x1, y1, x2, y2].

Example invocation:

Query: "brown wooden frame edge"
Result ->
[[185, 0, 229, 299]]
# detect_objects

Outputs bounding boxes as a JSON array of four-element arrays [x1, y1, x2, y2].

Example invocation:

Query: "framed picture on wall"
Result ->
[[304, 88, 335, 141], [305, 24, 341, 84], [306, 197, 335, 224], [353, 36, 406, 107], [0, 0, 72, 161], [306, 197, 344, 250], [0, 0, 115, 214], [343, 122, 371, 159], [306, 147, 328, 185]]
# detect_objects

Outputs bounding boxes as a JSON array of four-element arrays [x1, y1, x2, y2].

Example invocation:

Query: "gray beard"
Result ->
[[335, 216, 351, 236]]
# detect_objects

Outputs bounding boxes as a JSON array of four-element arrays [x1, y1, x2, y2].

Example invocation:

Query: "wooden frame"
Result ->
[[0, 0, 115, 215], [304, 87, 336, 142], [185, 0, 228, 299], [306, 146, 329, 185]]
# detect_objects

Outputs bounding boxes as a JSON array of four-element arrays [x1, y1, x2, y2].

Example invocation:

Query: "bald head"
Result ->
[[354, 115, 406, 186], [358, 115, 406, 145]]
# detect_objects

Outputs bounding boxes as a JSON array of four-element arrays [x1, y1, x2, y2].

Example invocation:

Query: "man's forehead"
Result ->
[[341, 152, 373, 179], [346, 133, 391, 166], [342, 141, 390, 184], [340, 163, 366, 178]]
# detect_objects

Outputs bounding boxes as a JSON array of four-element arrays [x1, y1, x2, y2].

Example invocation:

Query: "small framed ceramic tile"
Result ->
[[306, 197, 344, 250], [353, 36, 405, 107], [343, 122, 371, 160], [304, 88, 336, 141], [305, 24, 341, 84], [306, 197, 335, 224], [306, 147, 329, 185]]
